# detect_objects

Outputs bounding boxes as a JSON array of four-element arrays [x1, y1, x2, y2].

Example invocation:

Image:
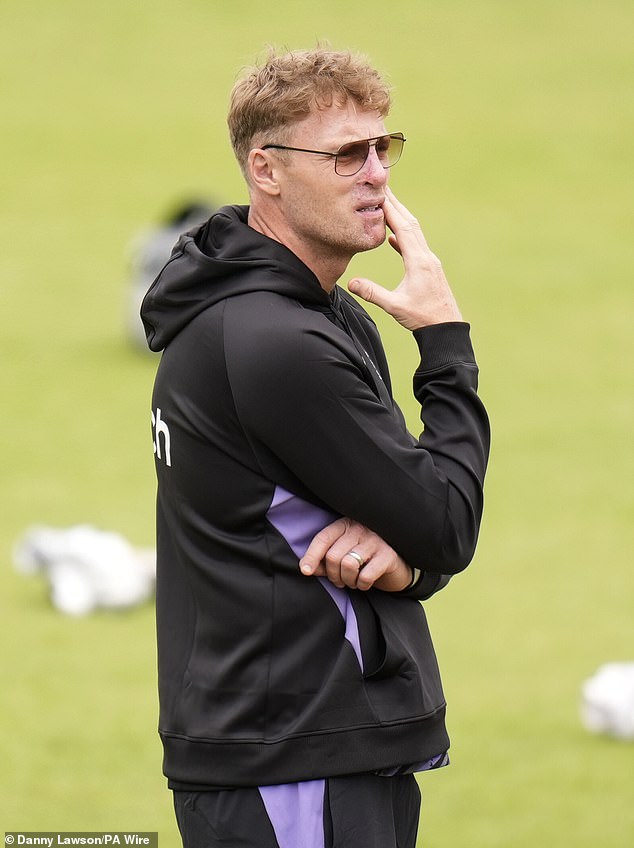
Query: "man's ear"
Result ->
[[247, 149, 281, 197]]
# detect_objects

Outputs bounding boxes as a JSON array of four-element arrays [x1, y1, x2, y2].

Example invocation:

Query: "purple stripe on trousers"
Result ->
[[258, 781, 326, 848], [266, 486, 364, 669]]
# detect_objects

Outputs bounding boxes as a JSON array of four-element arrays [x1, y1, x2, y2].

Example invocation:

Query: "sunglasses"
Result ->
[[261, 132, 406, 177]]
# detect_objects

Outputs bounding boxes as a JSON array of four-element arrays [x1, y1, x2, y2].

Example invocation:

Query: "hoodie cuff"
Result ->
[[399, 571, 452, 601], [413, 322, 476, 373]]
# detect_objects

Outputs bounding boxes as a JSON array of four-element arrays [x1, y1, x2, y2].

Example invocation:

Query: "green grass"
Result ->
[[2, 1, 633, 845]]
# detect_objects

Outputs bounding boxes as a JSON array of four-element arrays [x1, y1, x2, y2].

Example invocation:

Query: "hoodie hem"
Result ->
[[162, 708, 449, 789]]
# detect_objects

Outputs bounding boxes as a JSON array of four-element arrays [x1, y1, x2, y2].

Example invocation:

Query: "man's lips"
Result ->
[[356, 200, 385, 214]]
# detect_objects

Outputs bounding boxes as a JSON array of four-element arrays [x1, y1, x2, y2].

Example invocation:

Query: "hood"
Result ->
[[141, 204, 330, 351]]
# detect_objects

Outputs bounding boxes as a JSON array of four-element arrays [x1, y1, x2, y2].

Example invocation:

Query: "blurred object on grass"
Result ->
[[581, 663, 634, 741], [14, 525, 156, 616], [126, 199, 217, 350]]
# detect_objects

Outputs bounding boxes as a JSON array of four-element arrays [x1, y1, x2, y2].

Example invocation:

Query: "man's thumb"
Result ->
[[348, 277, 381, 306]]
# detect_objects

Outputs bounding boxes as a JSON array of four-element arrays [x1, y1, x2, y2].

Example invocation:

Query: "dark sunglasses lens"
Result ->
[[383, 134, 404, 167], [334, 135, 405, 175], [335, 140, 370, 175]]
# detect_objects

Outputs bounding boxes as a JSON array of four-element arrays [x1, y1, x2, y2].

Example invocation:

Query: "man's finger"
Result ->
[[384, 186, 423, 230], [353, 548, 390, 591], [383, 188, 430, 255], [387, 233, 402, 255], [299, 518, 348, 574]]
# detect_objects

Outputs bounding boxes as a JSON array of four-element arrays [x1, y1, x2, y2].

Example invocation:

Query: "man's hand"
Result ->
[[299, 517, 413, 592], [348, 187, 463, 330]]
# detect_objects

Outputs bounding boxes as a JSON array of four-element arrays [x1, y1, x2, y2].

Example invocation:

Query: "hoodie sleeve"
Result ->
[[224, 295, 490, 578]]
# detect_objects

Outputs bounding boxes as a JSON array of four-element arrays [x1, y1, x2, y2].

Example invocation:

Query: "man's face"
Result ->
[[273, 101, 390, 281]]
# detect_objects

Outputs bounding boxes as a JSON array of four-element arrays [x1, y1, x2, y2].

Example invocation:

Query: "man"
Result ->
[[141, 47, 490, 848]]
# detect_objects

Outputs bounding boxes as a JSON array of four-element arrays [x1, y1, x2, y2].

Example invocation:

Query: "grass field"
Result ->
[[2, 1, 633, 845]]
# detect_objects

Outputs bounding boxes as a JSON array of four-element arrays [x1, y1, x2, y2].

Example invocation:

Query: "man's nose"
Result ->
[[359, 145, 388, 183]]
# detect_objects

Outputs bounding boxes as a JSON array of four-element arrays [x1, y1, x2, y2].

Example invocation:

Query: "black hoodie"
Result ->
[[141, 204, 490, 789]]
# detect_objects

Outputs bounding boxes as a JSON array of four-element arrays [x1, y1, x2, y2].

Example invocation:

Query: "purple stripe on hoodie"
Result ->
[[266, 485, 338, 559], [266, 486, 364, 669]]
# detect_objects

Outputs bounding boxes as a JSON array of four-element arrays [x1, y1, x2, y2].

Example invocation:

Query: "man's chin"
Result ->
[[360, 225, 387, 252]]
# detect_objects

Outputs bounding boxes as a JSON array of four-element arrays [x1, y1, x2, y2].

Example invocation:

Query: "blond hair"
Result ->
[[228, 47, 392, 177]]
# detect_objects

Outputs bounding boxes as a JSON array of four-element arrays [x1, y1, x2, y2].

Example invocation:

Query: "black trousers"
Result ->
[[173, 773, 421, 848]]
